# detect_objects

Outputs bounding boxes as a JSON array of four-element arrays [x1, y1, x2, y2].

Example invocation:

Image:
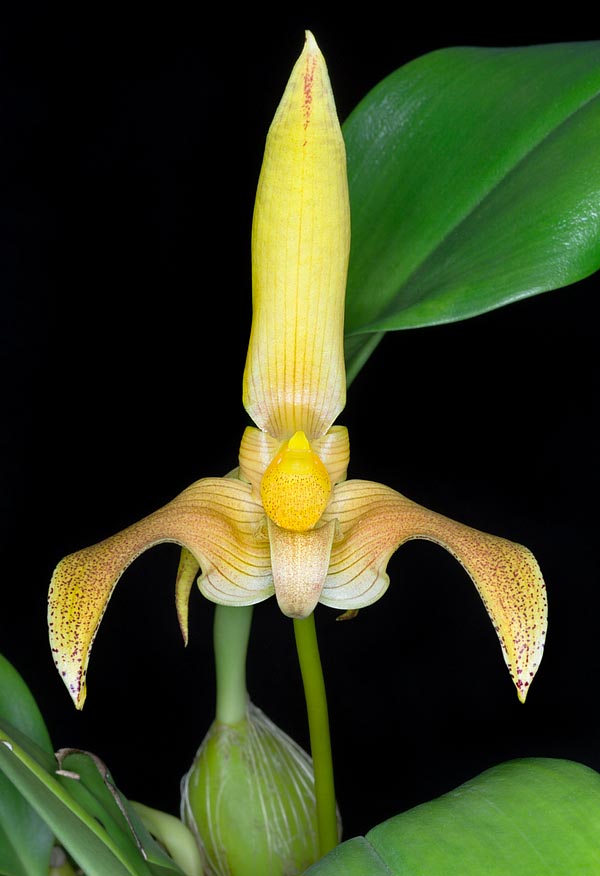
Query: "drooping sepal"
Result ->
[[321, 480, 547, 701], [48, 478, 272, 708]]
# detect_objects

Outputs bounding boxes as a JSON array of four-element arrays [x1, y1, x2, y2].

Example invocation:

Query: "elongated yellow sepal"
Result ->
[[243, 31, 350, 440]]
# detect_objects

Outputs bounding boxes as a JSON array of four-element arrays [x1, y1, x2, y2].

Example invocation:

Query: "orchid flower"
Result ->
[[48, 32, 547, 711]]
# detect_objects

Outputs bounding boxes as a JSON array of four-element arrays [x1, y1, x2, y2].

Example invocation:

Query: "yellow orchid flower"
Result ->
[[48, 32, 547, 711]]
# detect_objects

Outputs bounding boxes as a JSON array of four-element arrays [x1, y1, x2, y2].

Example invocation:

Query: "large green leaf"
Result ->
[[343, 42, 600, 381], [304, 758, 600, 874], [0, 655, 54, 876]]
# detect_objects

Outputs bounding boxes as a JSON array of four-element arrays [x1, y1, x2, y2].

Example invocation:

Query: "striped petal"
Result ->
[[238, 425, 351, 494], [243, 31, 350, 441], [48, 478, 271, 708], [321, 481, 547, 702]]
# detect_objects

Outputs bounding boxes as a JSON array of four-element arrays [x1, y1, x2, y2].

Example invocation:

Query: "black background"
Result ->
[[2, 6, 599, 842]]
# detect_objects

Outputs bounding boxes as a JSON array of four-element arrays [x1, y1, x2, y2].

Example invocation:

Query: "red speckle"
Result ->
[[302, 54, 317, 143]]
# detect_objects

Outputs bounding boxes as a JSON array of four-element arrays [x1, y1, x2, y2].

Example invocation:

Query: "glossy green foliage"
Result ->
[[343, 42, 600, 381], [0, 654, 54, 876], [0, 721, 187, 876], [304, 759, 600, 874]]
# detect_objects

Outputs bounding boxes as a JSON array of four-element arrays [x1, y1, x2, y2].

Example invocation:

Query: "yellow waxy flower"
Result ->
[[48, 32, 547, 710]]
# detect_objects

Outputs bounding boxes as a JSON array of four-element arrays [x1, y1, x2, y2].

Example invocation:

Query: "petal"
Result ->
[[268, 518, 336, 618], [239, 425, 350, 494], [312, 426, 351, 486], [48, 478, 272, 708], [243, 31, 350, 441], [321, 481, 547, 702], [238, 427, 280, 492]]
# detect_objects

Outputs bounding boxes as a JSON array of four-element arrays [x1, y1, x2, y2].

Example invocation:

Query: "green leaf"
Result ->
[[303, 758, 600, 874], [0, 657, 53, 756], [343, 42, 600, 381], [54, 750, 189, 876], [0, 729, 186, 876], [0, 654, 54, 876]]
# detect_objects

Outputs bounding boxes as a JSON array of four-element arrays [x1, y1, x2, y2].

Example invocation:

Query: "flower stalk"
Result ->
[[293, 613, 338, 856], [213, 604, 253, 725]]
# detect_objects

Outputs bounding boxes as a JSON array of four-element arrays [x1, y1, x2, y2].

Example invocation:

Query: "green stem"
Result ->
[[293, 613, 338, 857], [213, 604, 253, 725]]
